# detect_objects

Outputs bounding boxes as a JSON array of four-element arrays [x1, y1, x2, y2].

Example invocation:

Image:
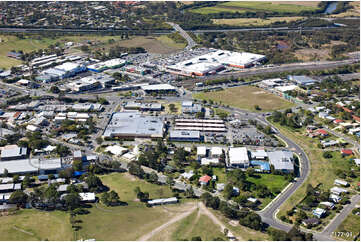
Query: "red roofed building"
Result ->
[[199, 175, 212, 185], [316, 129, 328, 137], [333, 119, 343, 124], [341, 149, 353, 156]]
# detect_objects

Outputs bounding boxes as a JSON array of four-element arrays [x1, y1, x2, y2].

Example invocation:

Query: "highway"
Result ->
[[0, 25, 344, 35], [166, 22, 197, 50]]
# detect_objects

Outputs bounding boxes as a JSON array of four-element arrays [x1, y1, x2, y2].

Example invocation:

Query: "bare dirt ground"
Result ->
[[140, 202, 241, 241], [137, 203, 198, 241]]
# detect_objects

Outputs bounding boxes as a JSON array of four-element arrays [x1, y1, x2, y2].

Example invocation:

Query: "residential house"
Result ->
[[199, 175, 212, 186], [312, 208, 326, 218]]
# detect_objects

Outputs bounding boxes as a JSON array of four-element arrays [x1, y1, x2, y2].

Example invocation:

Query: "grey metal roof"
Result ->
[[0, 158, 62, 174], [288, 75, 316, 85], [267, 150, 294, 171], [1, 147, 27, 159], [103, 112, 164, 138]]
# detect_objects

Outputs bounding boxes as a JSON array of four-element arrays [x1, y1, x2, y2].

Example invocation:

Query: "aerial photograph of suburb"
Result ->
[[0, 1, 359, 241]]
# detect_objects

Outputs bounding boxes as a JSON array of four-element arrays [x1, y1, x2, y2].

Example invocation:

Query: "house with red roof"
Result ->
[[316, 129, 328, 137], [199, 175, 212, 186], [341, 149, 353, 156], [333, 119, 343, 124]]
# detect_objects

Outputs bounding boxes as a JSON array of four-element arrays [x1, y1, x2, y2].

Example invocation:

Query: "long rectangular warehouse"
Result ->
[[175, 119, 224, 124]]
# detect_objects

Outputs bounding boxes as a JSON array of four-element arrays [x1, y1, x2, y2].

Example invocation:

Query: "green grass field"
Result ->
[[100, 172, 173, 201], [190, 1, 320, 14], [76, 203, 174, 241], [0, 210, 72, 241], [0, 35, 57, 69], [193, 86, 294, 112], [334, 213, 360, 241]]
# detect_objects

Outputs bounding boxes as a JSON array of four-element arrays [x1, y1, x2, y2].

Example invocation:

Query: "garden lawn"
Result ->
[[247, 173, 289, 193], [193, 86, 294, 112], [212, 167, 227, 184]]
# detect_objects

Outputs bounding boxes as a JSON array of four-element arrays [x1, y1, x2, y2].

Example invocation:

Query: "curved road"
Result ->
[[224, 107, 311, 232]]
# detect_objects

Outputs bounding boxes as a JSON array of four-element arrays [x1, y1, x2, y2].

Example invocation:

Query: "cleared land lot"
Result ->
[[0, 35, 56, 69], [0, 210, 72, 241], [212, 17, 304, 26], [0, 34, 123, 69], [190, 1, 320, 14], [334, 212, 360, 241], [113, 36, 185, 54], [100, 172, 173, 201], [193, 86, 294, 112]]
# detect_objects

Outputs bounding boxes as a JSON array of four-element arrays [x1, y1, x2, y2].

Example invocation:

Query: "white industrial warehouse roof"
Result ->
[[141, 84, 176, 91], [229, 147, 249, 165]]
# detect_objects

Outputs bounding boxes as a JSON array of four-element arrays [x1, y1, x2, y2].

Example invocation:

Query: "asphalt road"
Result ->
[[321, 195, 360, 236], [166, 22, 197, 50], [0, 25, 344, 35]]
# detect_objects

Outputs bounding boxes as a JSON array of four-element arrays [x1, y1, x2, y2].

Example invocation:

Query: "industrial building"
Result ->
[[228, 147, 249, 168], [141, 84, 177, 94], [87, 58, 127, 72], [267, 150, 294, 173], [103, 112, 164, 138], [182, 101, 202, 114], [0, 157, 62, 175], [67, 77, 101, 92], [124, 102, 162, 111], [166, 49, 266, 76], [287, 75, 317, 86], [42, 62, 86, 80], [0, 146, 28, 161], [169, 130, 201, 142]]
